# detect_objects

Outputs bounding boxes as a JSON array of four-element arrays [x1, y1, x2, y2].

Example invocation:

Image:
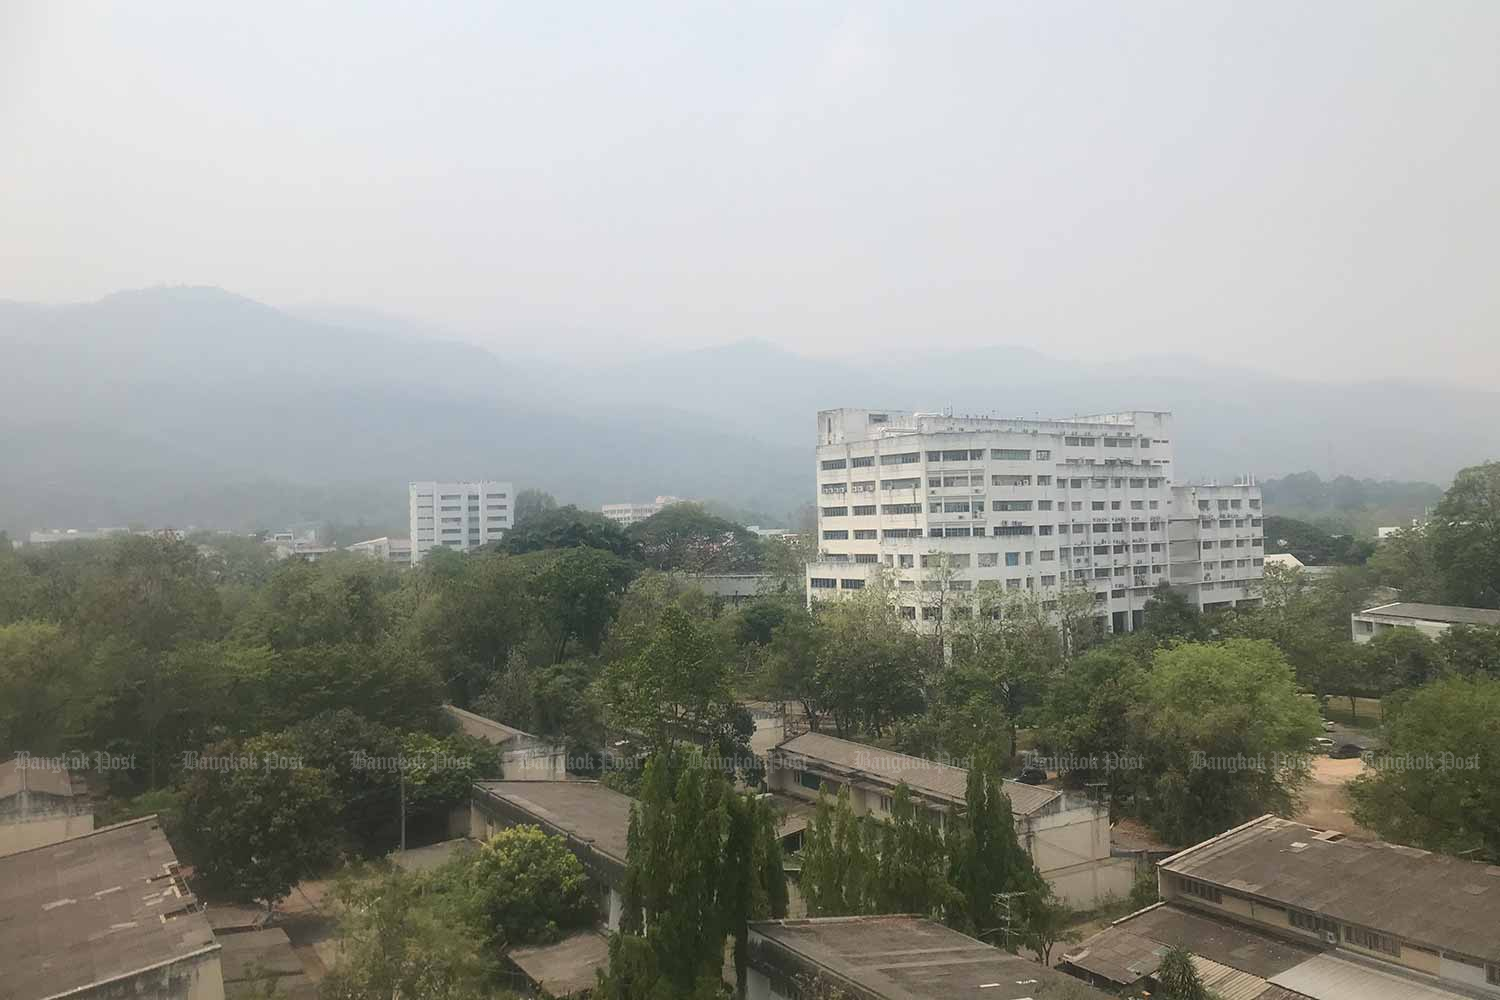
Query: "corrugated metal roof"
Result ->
[[1191, 954, 1270, 1000], [1360, 602, 1500, 627], [1163, 815, 1500, 963], [1269, 954, 1474, 1000]]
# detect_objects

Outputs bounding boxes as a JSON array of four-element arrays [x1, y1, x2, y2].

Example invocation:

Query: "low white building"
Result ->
[[600, 495, 685, 528], [1351, 601, 1500, 643], [409, 480, 513, 562], [347, 536, 412, 567], [766, 732, 1134, 909]]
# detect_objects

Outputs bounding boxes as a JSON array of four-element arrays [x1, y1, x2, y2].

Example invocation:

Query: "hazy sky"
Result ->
[[3, 2, 1497, 379]]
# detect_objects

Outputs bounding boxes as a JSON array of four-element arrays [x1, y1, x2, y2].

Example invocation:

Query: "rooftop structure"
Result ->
[[0, 816, 223, 1000], [747, 915, 1112, 1000], [767, 732, 1133, 909], [1352, 601, 1500, 643], [0, 756, 94, 857], [444, 705, 567, 780], [409, 480, 513, 562], [807, 408, 1263, 634], [1064, 814, 1500, 999], [508, 931, 611, 998]]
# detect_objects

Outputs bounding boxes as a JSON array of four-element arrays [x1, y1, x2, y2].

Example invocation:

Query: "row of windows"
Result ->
[[808, 578, 864, 590], [1063, 435, 1153, 448], [1202, 539, 1265, 549], [824, 447, 1065, 472]]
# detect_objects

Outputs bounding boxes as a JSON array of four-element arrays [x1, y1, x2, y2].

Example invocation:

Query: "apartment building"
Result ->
[[408, 480, 513, 562], [600, 495, 685, 528], [1063, 814, 1500, 999], [805, 408, 1263, 633], [767, 732, 1134, 909]]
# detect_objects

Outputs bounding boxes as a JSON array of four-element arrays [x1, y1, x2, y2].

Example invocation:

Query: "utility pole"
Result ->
[[992, 890, 1026, 949]]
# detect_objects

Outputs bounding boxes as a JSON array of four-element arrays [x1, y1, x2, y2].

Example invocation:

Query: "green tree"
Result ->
[[1156, 945, 1211, 1000], [466, 825, 597, 947], [799, 786, 874, 917], [1349, 676, 1500, 860], [1430, 461, 1500, 607], [871, 785, 954, 917], [1361, 627, 1444, 690], [1141, 583, 1208, 643], [1437, 624, 1500, 677], [71, 535, 223, 653], [234, 556, 397, 651], [947, 750, 1044, 936], [627, 503, 763, 573], [180, 735, 340, 910], [1014, 890, 1078, 965], [600, 606, 740, 753], [814, 582, 928, 738], [320, 865, 493, 1000], [608, 750, 786, 1000], [1037, 645, 1149, 807], [1367, 527, 1442, 601], [513, 488, 560, 527], [407, 552, 534, 705], [502, 504, 635, 558], [1135, 640, 1320, 845], [530, 547, 636, 662], [0, 621, 83, 753]]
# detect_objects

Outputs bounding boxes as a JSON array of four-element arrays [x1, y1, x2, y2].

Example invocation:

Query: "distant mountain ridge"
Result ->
[[0, 287, 1492, 535]]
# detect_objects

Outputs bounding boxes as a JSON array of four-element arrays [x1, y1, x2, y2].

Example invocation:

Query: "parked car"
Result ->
[[1313, 737, 1336, 750], [1329, 743, 1365, 760], [1322, 720, 1337, 732], [1016, 765, 1047, 785]]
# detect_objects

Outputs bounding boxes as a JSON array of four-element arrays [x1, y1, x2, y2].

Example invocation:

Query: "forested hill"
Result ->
[[1, 287, 1495, 534]]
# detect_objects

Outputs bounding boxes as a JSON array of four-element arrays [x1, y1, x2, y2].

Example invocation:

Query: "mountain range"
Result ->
[[1, 287, 1494, 536]]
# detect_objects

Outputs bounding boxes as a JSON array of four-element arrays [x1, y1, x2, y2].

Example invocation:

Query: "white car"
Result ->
[[1322, 720, 1337, 732], [1313, 737, 1336, 750]]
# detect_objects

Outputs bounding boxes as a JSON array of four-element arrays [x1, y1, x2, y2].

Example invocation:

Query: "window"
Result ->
[[854, 529, 877, 540], [881, 477, 920, 490], [821, 458, 847, 470], [851, 455, 875, 468], [799, 771, 823, 791], [1345, 926, 1399, 957], [885, 528, 922, 539], [852, 505, 876, 516], [1037, 500, 1053, 510], [1130, 478, 1146, 488], [1069, 478, 1083, 488], [1111, 501, 1122, 510], [1488, 964, 1500, 987], [1092, 501, 1106, 511], [809, 578, 836, 589], [821, 483, 847, 495], [1178, 877, 1222, 904], [1103, 437, 1118, 447], [822, 530, 848, 540], [994, 500, 1033, 511], [1064, 436, 1080, 446], [993, 525, 1034, 536], [1039, 524, 1054, 535], [1036, 449, 1051, 460], [883, 503, 921, 515], [881, 452, 920, 465], [822, 506, 848, 517], [992, 474, 1032, 486], [899, 606, 916, 620], [944, 501, 971, 513], [1131, 500, 1145, 510], [854, 553, 878, 564], [1005, 552, 1020, 567], [840, 578, 865, 589], [944, 527, 971, 537], [922, 606, 941, 620], [898, 554, 914, 568], [851, 480, 876, 493], [991, 448, 1031, 460]]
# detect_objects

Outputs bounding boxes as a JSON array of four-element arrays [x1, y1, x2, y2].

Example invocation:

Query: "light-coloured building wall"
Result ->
[[807, 409, 1263, 632], [409, 480, 513, 563], [601, 496, 685, 528]]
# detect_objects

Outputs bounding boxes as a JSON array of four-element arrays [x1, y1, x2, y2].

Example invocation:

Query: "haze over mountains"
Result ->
[[1, 287, 1494, 536]]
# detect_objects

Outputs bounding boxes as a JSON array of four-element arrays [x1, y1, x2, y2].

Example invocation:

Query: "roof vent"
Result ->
[[1288, 842, 1309, 853]]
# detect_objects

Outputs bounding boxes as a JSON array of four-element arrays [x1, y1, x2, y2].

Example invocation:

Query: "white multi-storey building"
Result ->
[[805, 409, 1263, 633], [409, 480, 513, 563]]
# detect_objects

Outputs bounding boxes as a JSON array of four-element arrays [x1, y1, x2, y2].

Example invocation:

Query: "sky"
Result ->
[[2, 1, 1498, 379]]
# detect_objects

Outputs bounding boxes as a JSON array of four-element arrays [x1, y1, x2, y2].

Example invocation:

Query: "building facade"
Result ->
[[408, 480, 513, 563], [1351, 601, 1500, 643], [600, 495, 684, 528], [347, 535, 413, 567], [805, 409, 1263, 633]]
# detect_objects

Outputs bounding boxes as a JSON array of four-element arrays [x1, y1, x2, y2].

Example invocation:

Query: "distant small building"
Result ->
[[27, 527, 128, 546], [347, 535, 413, 567], [747, 915, 1112, 1000], [1351, 601, 1500, 643], [444, 705, 567, 781], [684, 572, 778, 606], [600, 496, 685, 528], [767, 732, 1134, 909], [0, 756, 94, 857], [1263, 552, 1305, 571], [0, 816, 224, 1000], [409, 480, 514, 563]]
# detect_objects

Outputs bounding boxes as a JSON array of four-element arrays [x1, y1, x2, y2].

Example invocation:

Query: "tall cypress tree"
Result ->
[[948, 749, 1045, 938]]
